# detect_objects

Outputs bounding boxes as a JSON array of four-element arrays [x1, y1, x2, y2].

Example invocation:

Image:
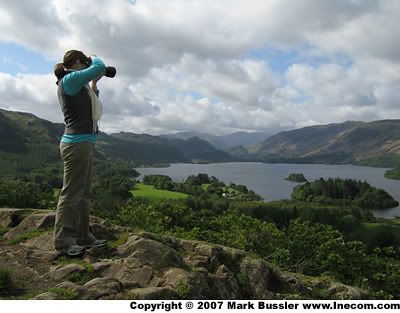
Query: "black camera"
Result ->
[[105, 66, 116, 78], [84, 57, 116, 78]]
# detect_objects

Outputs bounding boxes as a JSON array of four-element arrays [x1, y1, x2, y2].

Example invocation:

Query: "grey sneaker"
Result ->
[[57, 245, 85, 257], [82, 239, 106, 249]]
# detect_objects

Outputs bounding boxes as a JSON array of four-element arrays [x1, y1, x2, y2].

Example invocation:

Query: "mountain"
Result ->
[[251, 120, 400, 166], [0, 108, 235, 168], [219, 131, 272, 148], [4, 108, 400, 168], [161, 131, 271, 149], [0, 108, 64, 146], [102, 132, 185, 163], [0, 108, 65, 174], [161, 131, 224, 148], [110, 132, 233, 163], [167, 136, 234, 162]]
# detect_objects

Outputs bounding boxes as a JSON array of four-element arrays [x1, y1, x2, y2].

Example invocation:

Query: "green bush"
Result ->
[[0, 267, 14, 296]]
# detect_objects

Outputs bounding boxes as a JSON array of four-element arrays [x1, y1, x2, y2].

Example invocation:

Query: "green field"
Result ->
[[53, 188, 61, 198], [131, 183, 188, 200], [364, 222, 400, 230]]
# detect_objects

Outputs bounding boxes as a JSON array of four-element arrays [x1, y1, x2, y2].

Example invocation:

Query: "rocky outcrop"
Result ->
[[0, 208, 368, 300], [0, 208, 26, 228], [3, 211, 54, 240]]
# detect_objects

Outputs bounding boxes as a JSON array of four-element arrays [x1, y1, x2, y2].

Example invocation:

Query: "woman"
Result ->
[[53, 50, 107, 256]]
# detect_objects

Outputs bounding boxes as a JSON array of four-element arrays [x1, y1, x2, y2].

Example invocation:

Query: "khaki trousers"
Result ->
[[54, 141, 96, 249]]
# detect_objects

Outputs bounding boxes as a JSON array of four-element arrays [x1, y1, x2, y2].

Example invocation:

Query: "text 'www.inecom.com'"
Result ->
[[129, 300, 400, 312]]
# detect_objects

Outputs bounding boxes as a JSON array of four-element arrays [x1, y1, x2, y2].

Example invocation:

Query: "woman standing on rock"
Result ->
[[53, 50, 107, 256]]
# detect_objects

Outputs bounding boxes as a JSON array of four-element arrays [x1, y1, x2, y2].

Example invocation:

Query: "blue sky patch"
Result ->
[[0, 42, 54, 75], [243, 43, 353, 73]]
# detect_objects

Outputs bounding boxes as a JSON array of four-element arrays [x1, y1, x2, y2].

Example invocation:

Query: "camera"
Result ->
[[105, 66, 116, 78], [84, 57, 116, 78]]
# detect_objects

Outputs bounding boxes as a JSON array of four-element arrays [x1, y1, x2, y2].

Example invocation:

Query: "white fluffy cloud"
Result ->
[[0, 0, 399, 135]]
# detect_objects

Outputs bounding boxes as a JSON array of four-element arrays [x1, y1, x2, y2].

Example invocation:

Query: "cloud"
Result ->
[[0, 73, 60, 122], [0, 0, 399, 135]]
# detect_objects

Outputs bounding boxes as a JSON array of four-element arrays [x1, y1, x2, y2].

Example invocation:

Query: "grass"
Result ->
[[47, 288, 79, 299], [65, 271, 96, 285], [0, 227, 10, 238], [391, 218, 400, 225], [109, 232, 131, 249], [131, 183, 188, 200], [56, 256, 93, 268], [9, 228, 50, 245], [53, 188, 61, 199], [363, 221, 400, 230], [175, 280, 190, 299], [0, 267, 15, 296], [56, 258, 97, 285]]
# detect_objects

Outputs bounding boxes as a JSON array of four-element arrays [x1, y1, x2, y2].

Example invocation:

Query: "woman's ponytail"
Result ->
[[54, 63, 67, 84], [55, 50, 88, 84]]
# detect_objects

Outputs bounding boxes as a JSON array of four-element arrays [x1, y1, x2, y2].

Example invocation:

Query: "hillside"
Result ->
[[0, 109, 65, 174], [0, 108, 64, 145], [161, 131, 271, 149], [0, 208, 367, 300], [0, 109, 234, 168], [167, 136, 234, 162], [250, 120, 400, 166], [3, 108, 400, 168], [99, 132, 185, 163], [110, 132, 233, 163]]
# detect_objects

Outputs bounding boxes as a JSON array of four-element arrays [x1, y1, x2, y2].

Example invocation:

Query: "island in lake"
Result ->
[[285, 173, 308, 182]]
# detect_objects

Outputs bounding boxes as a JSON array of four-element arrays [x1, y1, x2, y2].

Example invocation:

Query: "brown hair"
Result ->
[[54, 50, 89, 83]]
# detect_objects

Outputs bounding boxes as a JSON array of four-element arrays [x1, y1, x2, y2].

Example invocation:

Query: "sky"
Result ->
[[0, 0, 399, 135]]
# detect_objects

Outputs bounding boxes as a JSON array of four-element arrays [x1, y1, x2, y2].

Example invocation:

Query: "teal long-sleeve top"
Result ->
[[60, 56, 105, 144]]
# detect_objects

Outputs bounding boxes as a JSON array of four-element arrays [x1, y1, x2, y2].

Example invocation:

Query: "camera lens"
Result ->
[[105, 66, 116, 78]]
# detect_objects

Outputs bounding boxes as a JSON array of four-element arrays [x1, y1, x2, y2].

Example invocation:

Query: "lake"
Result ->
[[135, 162, 400, 219]]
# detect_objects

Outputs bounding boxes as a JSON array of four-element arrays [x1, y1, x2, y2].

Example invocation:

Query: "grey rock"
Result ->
[[148, 275, 163, 287], [239, 256, 275, 299], [0, 208, 25, 228], [82, 277, 122, 299], [121, 280, 141, 289], [32, 292, 59, 300], [179, 239, 200, 252], [21, 233, 54, 251], [91, 261, 112, 273], [90, 223, 115, 241], [162, 267, 210, 299], [45, 263, 86, 281], [97, 258, 154, 287], [54, 281, 80, 289], [117, 236, 182, 270], [183, 255, 209, 268], [284, 276, 309, 294], [117, 287, 178, 300], [181, 242, 225, 271], [4, 212, 55, 240], [22, 248, 61, 261], [326, 282, 368, 300], [208, 264, 241, 299]]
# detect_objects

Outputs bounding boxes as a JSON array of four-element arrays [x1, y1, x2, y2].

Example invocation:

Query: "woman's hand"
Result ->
[[91, 71, 104, 93], [92, 72, 104, 84]]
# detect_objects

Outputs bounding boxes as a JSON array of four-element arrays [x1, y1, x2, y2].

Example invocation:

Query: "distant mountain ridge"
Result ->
[[161, 130, 271, 149], [2, 108, 400, 169], [108, 132, 233, 163], [0, 109, 234, 166], [248, 120, 400, 166]]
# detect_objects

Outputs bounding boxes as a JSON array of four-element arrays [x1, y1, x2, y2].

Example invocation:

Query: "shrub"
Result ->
[[0, 267, 14, 296]]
